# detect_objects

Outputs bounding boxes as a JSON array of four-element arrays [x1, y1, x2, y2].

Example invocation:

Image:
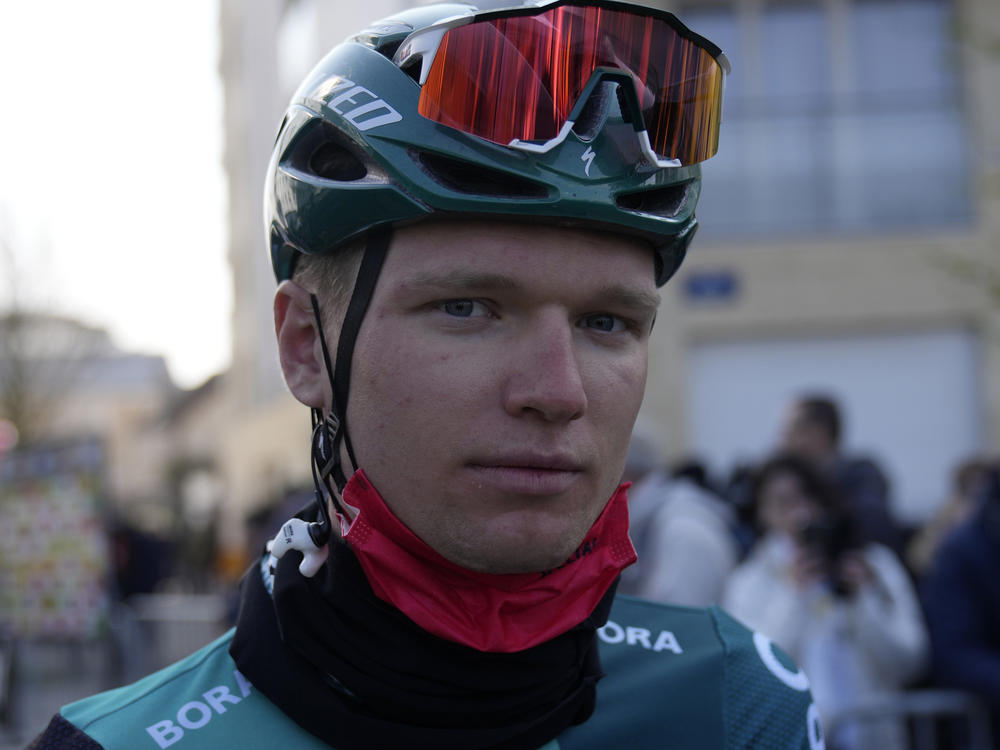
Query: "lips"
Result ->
[[476, 452, 584, 472], [466, 453, 585, 495]]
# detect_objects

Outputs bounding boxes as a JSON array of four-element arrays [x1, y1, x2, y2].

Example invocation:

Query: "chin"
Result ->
[[456, 533, 588, 575], [431, 503, 605, 574]]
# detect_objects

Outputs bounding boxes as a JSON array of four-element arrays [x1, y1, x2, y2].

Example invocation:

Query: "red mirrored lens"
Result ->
[[418, 5, 725, 165]]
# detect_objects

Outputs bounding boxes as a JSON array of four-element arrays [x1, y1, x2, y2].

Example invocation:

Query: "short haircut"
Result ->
[[795, 394, 842, 446], [292, 237, 366, 330]]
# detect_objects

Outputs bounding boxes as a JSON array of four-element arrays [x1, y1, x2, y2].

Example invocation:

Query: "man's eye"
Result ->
[[440, 299, 486, 318], [582, 313, 626, 333]]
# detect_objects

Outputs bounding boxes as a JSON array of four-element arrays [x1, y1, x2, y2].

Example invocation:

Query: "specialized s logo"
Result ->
[[315, 76, 403, 131], [581, 146, 596, 176]]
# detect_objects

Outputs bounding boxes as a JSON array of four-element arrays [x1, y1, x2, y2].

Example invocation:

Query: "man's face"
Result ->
[[343, 220, 659, 574]]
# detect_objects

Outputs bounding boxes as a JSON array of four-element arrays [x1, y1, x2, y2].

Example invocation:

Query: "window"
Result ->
[[679, 0, 970, 239]]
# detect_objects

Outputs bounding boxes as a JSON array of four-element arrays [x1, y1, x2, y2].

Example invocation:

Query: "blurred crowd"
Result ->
[[621, 394, 1000, 750]]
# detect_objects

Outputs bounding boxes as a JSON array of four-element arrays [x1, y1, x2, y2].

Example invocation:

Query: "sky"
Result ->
[[0, 0, 229, 389]]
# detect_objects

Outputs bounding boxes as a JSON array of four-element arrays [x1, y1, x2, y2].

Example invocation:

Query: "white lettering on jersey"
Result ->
[[317, 76, 403, 131], [202, 685, 241, 714], [145, 670, 254, 748], [146, 720, 183, 749], [652, 629, 683, 654], [752, 631, 810, 691], [627, 626, 651, 648], [598, 620, 683, 653], [807, 702, 826, 750], [598, 620, 625, 643], [752, 633, 823, 749], [234, 668, 253, 698], [176, 701, 212, 730]]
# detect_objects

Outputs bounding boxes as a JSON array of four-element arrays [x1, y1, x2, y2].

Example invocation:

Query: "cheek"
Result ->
[[349, 330, 484, 455], [586, 350, 648, 485], [592, 349, 648, 424]]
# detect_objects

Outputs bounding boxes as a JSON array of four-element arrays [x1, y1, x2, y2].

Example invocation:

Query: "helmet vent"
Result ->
[[399, 58, 422, 84], [378, 39, 405, 61], [415, 151, 549, 199], [309, 141, 368, 182], [286, 120, 368, 182], [616, 182, 691, 218]]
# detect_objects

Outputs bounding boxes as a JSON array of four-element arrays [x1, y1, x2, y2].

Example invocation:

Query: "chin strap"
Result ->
[[268, 227, 391, 577]]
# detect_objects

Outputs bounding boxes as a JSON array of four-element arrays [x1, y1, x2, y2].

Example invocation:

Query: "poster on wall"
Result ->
[[0, 438, 110, 639]]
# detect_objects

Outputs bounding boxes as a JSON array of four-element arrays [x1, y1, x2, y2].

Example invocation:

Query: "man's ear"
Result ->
[[274, 280, 327, 409]]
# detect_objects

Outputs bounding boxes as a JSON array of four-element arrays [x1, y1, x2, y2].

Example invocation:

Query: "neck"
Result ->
[[240, 539, 612, 749]]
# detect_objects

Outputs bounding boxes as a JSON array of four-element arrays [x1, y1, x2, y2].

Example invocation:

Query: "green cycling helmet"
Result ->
[[265, 0, 728, 286]]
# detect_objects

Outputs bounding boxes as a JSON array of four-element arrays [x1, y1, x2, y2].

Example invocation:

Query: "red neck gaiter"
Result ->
[[339, 470, 637, 653]]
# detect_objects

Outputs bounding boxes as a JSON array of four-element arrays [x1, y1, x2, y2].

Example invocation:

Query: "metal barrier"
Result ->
[[0, 637, 12, 728], [832, 690, 995, 750], [127, 593, 231, 673]]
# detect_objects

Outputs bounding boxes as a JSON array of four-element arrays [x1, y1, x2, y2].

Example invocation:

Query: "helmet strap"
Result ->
[[308, 227, 392, 512]]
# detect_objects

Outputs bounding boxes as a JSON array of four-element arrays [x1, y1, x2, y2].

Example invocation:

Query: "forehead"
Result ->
[[381, 219, 658, 292]]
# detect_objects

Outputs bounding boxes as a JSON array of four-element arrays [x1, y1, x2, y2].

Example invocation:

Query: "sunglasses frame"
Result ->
[[393, 0, 730, 167]]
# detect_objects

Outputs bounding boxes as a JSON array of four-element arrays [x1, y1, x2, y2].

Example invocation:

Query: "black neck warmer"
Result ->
[[230, 540, 613, 750]]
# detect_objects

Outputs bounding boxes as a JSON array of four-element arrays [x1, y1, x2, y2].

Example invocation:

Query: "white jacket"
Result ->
[[721, 533, 929, 746], [621, 473, 738, 607]]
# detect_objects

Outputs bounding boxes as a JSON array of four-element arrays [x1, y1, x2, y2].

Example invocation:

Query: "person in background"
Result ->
[[780, 394, 902, 553], [619, 423, 739, 606], [920, 463, 1000, 730], [720, 461, 763, 557], [722, 453, 928, 749], [907, 457, 989, 578]]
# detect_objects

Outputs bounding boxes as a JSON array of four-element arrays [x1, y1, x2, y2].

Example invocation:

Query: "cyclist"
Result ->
[[32, 2, 822, 748]]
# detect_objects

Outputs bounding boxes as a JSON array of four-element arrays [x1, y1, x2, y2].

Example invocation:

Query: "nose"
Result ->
[[502, 312, 587, 422]]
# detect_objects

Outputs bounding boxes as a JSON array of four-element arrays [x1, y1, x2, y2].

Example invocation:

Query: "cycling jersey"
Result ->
[[31, 555, 822, 750]]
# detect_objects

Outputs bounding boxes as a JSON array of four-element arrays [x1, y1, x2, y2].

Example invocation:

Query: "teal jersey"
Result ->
[[38, 595, 821, 749]]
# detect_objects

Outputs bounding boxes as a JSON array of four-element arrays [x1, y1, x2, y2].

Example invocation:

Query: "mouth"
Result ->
[[466, 454, 585, 496]]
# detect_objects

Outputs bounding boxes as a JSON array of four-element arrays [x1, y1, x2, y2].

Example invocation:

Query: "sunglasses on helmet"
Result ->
[[394, 0, 730, 167]]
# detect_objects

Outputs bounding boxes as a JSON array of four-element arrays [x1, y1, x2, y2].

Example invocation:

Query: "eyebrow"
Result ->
[[402, 270, 520, 292], [593, 284, 662, 314], [398, 269, 661, 313]]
